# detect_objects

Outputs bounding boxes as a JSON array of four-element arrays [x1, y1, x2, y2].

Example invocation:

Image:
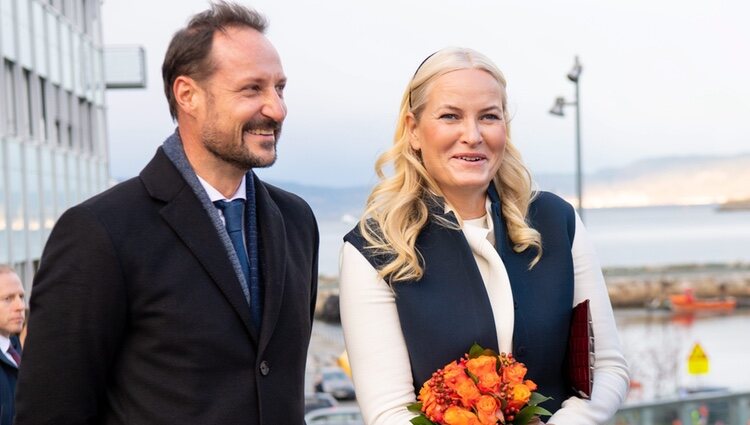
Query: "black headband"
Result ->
[[408, 51, 438, 109]]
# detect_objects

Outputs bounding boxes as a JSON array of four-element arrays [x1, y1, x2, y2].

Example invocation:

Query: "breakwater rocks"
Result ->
[[314, 263, 750, 320], [604, 263, 750, 308]]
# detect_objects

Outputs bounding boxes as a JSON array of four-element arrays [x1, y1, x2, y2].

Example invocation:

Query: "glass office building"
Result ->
[[1, 0, 108, 289]]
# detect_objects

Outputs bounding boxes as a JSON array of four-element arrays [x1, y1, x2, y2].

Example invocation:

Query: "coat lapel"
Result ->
[[253, 177, 287, 354], [140, 149, 259, 343]]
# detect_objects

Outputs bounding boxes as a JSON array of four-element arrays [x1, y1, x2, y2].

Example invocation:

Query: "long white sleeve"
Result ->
[[339, 242, 418, 425], [546, 212, 630, 425]]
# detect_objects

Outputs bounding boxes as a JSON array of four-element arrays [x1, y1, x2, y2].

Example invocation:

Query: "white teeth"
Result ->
[[457, 156, 483, 161], [245, 129, 274, 136]]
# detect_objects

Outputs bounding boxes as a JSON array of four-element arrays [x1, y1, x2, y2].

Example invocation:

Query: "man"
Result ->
[[0, 266, 24, 425], [15, 2, 318, 424]]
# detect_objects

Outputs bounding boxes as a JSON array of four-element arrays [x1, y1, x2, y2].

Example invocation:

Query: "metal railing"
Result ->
[[609, 390, 750, 425]]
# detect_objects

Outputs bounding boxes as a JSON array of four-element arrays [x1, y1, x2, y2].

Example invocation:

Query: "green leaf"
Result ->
[[513, 405, 554, 424], [407, 402, 423, 413], [469, 343, 485, 358], [512, 406, 535, 425], [410, 415, 438, 425], [468, 343, 500, 358], [528, 392, 552, 407], [534, 406, 553, 417]]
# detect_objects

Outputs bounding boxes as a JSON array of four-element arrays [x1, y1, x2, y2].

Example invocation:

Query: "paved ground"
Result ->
[[305, 320, 361, 410], [305, 320, 346, 392]]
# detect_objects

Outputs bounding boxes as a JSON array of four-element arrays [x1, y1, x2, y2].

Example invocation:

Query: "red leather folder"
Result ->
[[565, 299, 594, 399]]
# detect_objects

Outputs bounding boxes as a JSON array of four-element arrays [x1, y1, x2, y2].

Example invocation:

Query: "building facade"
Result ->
[[0, 0, 108, 289]]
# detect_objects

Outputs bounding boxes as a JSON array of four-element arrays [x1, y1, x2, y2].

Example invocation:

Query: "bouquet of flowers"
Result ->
[[408, 344, 552, 425]]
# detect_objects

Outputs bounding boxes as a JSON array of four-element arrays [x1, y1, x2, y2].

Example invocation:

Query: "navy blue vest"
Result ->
[[344, 189, 577, 413]]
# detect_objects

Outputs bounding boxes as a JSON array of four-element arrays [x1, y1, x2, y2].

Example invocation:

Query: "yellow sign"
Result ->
[[337, 351, 352, 378], [688, 342, 709, 375]]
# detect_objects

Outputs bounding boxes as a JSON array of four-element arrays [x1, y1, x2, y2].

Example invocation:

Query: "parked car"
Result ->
[[304, 392, 338, 414], [315, 366, 356, 400], [304, 406, 363, 425]]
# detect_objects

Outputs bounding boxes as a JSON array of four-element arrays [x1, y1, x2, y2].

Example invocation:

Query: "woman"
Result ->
[[339, 47, 629, 425]]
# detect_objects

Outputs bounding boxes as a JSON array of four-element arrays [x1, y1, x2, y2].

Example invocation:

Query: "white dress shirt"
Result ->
[[339, 200, 629, 425], [197, 174, 247, 225], [0, 334, 18, 367]]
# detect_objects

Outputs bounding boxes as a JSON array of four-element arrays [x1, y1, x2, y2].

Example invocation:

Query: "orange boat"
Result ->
[[669, 293, 737, 313]]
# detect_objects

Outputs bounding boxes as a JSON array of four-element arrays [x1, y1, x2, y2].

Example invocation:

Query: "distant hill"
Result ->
[[114, 153, 749, 219], [572, 153, 750, 208]]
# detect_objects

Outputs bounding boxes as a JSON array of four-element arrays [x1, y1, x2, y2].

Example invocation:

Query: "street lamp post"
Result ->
[[549, 56, 584, 221]]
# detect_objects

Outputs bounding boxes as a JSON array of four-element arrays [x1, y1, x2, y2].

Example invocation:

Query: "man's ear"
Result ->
[[173, 76, 203, 118], [406, 112, 420, 151]]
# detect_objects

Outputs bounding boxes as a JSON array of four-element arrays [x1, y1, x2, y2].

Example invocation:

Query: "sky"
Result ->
[[101, 0, 750, 187]]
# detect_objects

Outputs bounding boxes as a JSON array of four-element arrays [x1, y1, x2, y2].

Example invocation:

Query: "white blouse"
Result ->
[[339, 203, 630, 425]]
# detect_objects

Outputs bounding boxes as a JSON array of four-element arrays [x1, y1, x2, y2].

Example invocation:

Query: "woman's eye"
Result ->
[[482, 114, 502, 121], [439, 113, 458, 120]]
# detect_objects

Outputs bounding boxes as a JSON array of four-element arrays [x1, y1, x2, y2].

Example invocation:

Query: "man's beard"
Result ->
[[201, 117, 282, 170]]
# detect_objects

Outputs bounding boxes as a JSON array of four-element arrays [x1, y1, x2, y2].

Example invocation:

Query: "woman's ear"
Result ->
[[406, 112, 420, 151]]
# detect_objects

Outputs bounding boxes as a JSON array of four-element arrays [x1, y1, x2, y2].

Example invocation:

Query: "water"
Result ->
[[616, 309, 750, 402], [317, 204, 750, 276]]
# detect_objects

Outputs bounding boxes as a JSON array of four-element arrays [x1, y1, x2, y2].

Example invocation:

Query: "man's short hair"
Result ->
[[162, 1, 268, 120]]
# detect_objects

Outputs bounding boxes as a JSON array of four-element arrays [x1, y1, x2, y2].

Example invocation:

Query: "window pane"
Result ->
[[33, 1, 47, 77], [22, 69, 33, 138], [46, 9, 60, 84], [26, 146, 42, 259], [93, 48, 104, 105], [7, 141, 26, 263], [60, 22, 73, 91], [40, 147, 55, 241], [67, 153, 78, 203], [55, 150, 67, 216], [52, 84, 61, 146], [0, 139, 8, 263], [1, 0, 16, 60], [73, 33, 83, 96], [3, 59, 17, 135], [39, 77, 49, 141], [18, 0, 33, 69]]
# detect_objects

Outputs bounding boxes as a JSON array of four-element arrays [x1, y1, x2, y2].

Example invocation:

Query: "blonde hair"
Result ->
[[359, 47, 542, 283]]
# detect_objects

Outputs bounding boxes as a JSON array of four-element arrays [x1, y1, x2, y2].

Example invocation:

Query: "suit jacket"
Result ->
[[0, 336, 20, 425], [15, 147, 319, 424]]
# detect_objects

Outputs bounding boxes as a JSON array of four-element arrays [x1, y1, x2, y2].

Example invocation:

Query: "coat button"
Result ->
[[259, 360, 270, 376], [516, 346, 526, 358], [513, 301, 519, 310]]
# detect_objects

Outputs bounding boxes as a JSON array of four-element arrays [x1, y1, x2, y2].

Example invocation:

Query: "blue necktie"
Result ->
[[214, 199, 262, 328]]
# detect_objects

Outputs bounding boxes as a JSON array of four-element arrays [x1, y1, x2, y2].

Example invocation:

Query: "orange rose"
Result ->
[[443, 406, 481, 425], [506, 383, 532, 411], [475, 395, 501, 425], [524, 379, 538, 392], [502, 361, 528, 385], [443, 361, 466, 382], [453, 374, 482, 407], [466, 356, 501, 393]]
